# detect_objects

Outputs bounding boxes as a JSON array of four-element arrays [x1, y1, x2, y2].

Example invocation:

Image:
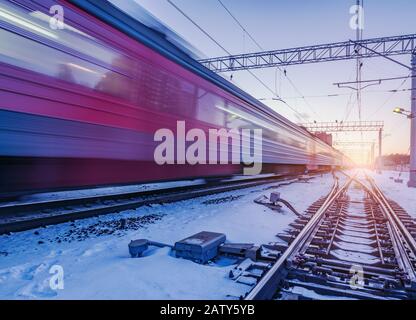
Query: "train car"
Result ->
[[0, 0, 347, 198]]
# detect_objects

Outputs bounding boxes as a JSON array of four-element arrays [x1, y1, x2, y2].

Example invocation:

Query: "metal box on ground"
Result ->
[[129, 239, 149, 257], [174, 231, 226, 264]]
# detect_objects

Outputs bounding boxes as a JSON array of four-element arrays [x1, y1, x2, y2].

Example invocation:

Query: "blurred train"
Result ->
[[0, 0, 350, 198]]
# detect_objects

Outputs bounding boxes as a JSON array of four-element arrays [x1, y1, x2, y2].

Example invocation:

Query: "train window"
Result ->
[[0, 29, 97, 85], [0, 28, 129, 96], [28, 11, 120, 69], [0, 1, 134, 101], [4, 1, 130, 75]]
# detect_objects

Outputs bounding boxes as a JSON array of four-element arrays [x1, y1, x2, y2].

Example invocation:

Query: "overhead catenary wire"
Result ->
[[366, 72, 412, 120], [215, 0, 320, 121], [344, 94, 357, 122], [166, 0, 309, 121], [334, 74, 416, 86], [217, 0, 263, 51], [166, 0, 271, 93], [340, 65, 358, 123], [279, 88, 412, 100]]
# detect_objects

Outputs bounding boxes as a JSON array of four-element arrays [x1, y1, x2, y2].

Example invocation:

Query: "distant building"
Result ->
[[314, 132, 333, 146], [377, 154, 410, 171]]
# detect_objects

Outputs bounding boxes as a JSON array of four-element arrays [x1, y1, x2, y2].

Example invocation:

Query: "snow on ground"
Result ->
[[0, 174, 334, 300], [367, 170, 416, 219]]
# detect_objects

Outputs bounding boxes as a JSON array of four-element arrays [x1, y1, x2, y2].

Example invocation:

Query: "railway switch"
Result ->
[[174, 231, 226, 264], [254, 193, 301, 216], [219, 243, 260, 261]]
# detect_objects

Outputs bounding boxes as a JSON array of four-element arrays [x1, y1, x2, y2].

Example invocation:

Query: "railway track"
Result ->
[[245, 172, 416, 300], [0, 172, 313, 235]]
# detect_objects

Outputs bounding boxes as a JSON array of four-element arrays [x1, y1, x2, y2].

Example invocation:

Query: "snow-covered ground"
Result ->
[[0, 174, 334, 300], [367, 170, 416, 219]]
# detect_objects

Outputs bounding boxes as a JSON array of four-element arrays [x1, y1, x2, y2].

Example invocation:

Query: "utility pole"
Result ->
[[378, 128, 383, 173], [356, 0, 363, 125], [409, 53, 416, 187], [371, 142, 375, 168], [355, 0, 366, 169]]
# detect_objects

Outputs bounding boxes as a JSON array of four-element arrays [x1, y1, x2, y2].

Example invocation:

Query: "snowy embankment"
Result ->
[[367, 170, 416, 219], [0, 174, 333, 300]]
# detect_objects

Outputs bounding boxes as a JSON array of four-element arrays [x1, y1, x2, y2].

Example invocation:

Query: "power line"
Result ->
[[344, 94, 357, 122], [214, 0, 319, 120], [366, 72, 411, 120], [284, 74, 321, 119], [166, 0, 309, 121], [165, 0, 270, 96], [167, 0, 229, 54], [279, 87, 412, 99], [217, 0, 263, 51], [334, 74, 416, 86], [342, 68, 357, 122]]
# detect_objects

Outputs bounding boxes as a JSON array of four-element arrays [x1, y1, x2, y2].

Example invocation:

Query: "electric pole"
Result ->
[[408, 53, 416, 187], [356, 0, 363, 124], [355, 0, 366, 167]]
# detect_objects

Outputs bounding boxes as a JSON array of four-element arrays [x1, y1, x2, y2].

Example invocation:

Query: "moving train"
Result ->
[[0, 0, 349, 198]]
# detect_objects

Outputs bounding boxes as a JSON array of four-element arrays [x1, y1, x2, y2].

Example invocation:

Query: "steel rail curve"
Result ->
[[245, 171, 416, 300], [360, 174, 416, 285], [245, 174, 352, 300], [346, 171, 416, 285]]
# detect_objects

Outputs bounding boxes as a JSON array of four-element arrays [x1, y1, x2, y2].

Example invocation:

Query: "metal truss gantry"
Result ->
[[300, 121, 384, 166], [299, 121, 384, 132], [333, 141, 377, 165], [200, 33, 416, 185], [333, 141, 375, 146], [199, 34, 416, 72]]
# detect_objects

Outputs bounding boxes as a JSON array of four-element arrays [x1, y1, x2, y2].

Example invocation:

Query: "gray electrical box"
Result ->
[[174, 231, 226, 264]]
